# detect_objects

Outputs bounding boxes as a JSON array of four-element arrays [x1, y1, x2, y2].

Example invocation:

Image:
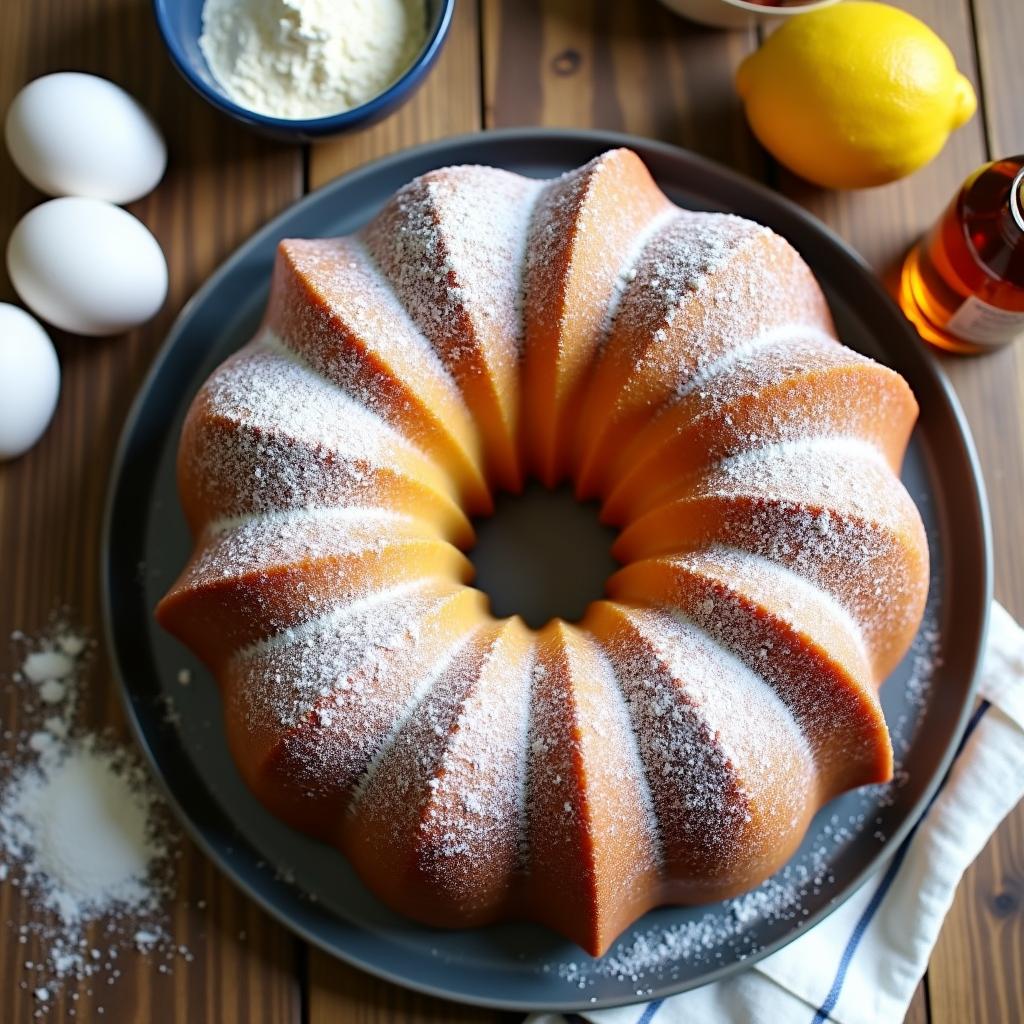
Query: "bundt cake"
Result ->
[[156, 149, 928, 956]]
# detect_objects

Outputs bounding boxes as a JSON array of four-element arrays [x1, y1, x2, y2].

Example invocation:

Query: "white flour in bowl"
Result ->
[[199, 0, 428, 119]]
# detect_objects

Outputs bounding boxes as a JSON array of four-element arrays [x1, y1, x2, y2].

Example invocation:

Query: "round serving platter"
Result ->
[[102, 128, 992, 1012]]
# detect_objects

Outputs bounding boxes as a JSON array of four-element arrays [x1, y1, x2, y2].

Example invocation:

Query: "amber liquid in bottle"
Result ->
[[900, 156, 1024, 354]]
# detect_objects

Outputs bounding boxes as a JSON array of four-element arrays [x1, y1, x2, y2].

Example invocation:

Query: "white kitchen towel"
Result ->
[[529, 602, 1024, 1024]]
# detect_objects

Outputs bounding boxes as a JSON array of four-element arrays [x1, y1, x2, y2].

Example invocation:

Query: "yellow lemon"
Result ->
[[735, 1, 976, 189]]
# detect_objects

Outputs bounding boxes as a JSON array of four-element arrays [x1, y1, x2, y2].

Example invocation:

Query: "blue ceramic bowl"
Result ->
[[152, 0, 454, 141]]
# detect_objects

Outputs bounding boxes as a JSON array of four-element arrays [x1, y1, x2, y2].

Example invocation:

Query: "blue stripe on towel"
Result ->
[[809, 698, 992, 1023], [637, 999, 665, 1023]]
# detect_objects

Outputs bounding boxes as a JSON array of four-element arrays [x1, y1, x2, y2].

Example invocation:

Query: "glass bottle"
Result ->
[[900, 156, 1024, 354]]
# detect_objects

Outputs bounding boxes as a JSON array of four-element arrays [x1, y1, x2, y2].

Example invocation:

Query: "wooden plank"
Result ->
[[972, 0, 1024, 156], [0, 0, 303, 1021], [927, 3, 1024, 1023], [929, 801, 1024, 1024], [906, 979, 931, 1024], [308, 0, 482, 188], [482, 0, 762, 174], [308, 958, 521, 1024], [305, 4, 508, 1019]]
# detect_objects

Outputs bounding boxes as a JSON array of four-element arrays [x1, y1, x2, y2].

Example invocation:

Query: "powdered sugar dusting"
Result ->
[[181, 331, 459, 525], [613, 546, 889, 794], [602, 331, 917, 522], [267, 236, 486, 494], [231, 579, 438, 729], [364, 166, 543, 469], [620, 437, 928, 675], [349, 623, 534, 913], [198, 507, 422, 573], [548, 598, 943, 989], [598, 603, 814, 882], [366, 166, 542, 363], [161, 150, 932, 958], [589, 213, 831, 419]]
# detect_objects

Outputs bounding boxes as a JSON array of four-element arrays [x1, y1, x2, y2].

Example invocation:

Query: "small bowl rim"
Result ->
[[665, 0, 839, 15], [151, 0, 455, 132]]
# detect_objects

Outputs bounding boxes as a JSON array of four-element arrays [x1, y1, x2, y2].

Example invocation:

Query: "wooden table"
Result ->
[[1, 1, 1020, 1021]]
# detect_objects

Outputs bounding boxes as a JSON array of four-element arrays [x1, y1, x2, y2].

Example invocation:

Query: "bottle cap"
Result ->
[[1012, 166, 1024, 233]]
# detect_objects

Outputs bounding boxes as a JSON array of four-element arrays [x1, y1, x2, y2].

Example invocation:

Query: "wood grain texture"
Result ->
[[0, 1, 302, 1021], [972, 0, 1024, 157], [906, 979, 931, 1024], [309, 958, 520, 1024], [483, 0, 762, 174]]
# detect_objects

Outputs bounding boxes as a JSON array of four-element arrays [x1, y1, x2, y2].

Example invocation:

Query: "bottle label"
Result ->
[[945, 295, 1024, 347]]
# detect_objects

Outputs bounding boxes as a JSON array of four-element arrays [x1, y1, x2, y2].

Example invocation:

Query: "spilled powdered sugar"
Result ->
[[1, 619, 188, 1014], [554, 848, 837, 994]]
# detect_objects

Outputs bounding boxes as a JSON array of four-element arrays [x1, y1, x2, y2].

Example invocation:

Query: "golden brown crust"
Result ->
[[156, 149, 927, 957]]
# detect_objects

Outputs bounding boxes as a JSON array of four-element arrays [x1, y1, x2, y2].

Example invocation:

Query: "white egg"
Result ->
[[7, 198, 168, 337], [0, 303, 60, 461], [5, 72, 167, 205]]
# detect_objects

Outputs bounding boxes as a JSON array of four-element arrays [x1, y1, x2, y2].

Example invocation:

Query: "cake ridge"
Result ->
[[346, 622, 485, 813], [345, 617, 535, 924], [671, 322, 839, 401], [234, 577, 429, 664], [519, 148, 675, 484], [620, 434, 891, 519], [257, 330, 429, 461], [598, 340, 919, 523], [612, 436, 927, 680], [662, 544, 876, 673], [182, 329, 472, 542], [608, 545, 892, 799], [267, 234, 491, 512], [572, 217, 836, 492], [273, 236, 470, 410], [363, 165, 545, 488], [596, 205, 681, 347], [582, 632, 665, 869], [588, 600, 815, 889], [202, 503, 419, 540]]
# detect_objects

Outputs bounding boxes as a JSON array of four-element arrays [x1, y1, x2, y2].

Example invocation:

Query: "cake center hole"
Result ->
[[469, 483, 619, 629]]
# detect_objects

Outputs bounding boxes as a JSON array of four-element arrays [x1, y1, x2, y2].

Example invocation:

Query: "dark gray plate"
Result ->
[[102, 129, 992, 1012]]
